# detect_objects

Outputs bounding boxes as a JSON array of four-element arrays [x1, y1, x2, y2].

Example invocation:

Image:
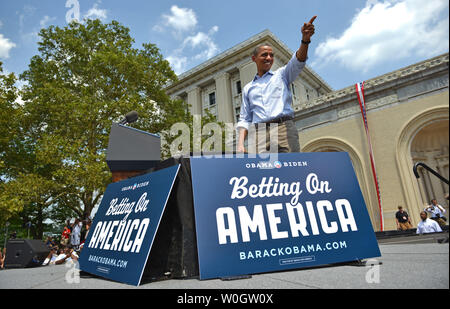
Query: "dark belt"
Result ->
[[266, 115, 293, 124], [255, 116, 293, 128]]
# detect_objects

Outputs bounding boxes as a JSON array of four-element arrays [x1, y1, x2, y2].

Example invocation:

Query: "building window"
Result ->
[[235, 107, 241, 123], [236, 81, 242, 94], [209, 92, 216, 106]]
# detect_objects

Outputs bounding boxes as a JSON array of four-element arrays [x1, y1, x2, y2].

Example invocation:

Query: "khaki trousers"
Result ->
[[398, 222, 412, 231], [249, 120, 300, 153]]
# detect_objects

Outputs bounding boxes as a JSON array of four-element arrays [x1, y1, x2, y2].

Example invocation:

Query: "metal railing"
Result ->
[[413, 162, 449, 185]]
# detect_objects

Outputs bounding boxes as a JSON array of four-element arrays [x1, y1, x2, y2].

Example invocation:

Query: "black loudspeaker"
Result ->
[[4, 239, 50, 268]]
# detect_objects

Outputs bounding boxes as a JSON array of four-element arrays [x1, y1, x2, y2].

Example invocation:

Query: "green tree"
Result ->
[[1, 19, 225, 239], [1, 61, 68, 237], [0, 62, 23, 226], [0, 62, 19, 177], [14, 19, 186, 227]]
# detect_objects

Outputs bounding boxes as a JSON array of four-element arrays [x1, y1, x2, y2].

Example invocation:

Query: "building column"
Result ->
[[187, 86, 202, 116], [238, 61, 256, 89], [215, 73, 234, 123]]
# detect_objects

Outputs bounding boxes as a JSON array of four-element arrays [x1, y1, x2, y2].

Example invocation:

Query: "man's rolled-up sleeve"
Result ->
[[282, 53, 307, 84], [236, 90, 251, 131]]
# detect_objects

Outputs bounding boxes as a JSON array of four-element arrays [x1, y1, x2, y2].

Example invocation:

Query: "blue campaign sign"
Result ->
[[78, 164, 180, 286], [190, 152, 381, 280]]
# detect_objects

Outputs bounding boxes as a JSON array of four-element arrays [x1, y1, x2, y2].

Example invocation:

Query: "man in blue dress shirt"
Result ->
[[237, 16, 316, 153]]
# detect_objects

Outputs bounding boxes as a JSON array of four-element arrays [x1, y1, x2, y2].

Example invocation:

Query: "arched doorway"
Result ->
[[396, 106, 449, 226], [302, 138, 379, 230], [411, 120, 449, 212]]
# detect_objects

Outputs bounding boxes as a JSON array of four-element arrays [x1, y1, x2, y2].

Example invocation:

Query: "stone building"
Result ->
[[165, 29, 449, 231], [166, 30, 332, 124]]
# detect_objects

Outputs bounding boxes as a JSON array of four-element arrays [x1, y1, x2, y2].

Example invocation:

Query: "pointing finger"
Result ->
[[309, 16, 317, 24]]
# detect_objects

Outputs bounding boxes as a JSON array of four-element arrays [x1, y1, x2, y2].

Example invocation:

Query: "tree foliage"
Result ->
[[1, 19, 192, 235], [0, 62, 21, 225]]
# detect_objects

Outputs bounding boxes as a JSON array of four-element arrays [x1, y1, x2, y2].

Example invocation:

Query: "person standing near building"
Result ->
[[416, 211, 442, 234], [0, 247, 5, 270], [395, 206, 413, 230], [60, 220, 71, 246], [237, 16, 317, 153], [70, 218, 82, 251], [424, 199, 446, 228]]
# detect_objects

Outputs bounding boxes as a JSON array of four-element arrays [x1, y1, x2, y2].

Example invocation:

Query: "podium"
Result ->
[[106, 123, 161, 182], [104, 124, 198, 281]]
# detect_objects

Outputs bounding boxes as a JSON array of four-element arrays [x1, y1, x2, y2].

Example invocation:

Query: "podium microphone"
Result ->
[[118, 111, 139, 125]]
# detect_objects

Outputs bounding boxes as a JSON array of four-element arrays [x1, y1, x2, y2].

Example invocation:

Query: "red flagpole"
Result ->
[[355, 82, 384, 231]]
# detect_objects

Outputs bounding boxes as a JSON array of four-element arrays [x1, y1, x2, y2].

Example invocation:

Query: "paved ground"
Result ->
[[0, 233, 448, 290]]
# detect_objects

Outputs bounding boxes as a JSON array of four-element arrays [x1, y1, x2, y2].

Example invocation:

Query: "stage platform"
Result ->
[[0, 233, 447, 290]]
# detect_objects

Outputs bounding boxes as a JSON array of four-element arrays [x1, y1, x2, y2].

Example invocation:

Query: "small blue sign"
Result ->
[[190, 153, 381, 280], [78, 164, 180, 286]]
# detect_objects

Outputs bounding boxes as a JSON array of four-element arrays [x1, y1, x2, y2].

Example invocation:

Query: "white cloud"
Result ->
[[313, 0, 449, 72], [166, 55, 188, 75], [183, 27, 220, 60], [0, 34, 16, 59], [19, 5, 36, 28], [155, 6, 220, 75], [152, 24, 165, 33], [84, 2, 107, 20], [40, 15, 56, 28], [162, 5, 197, 34], [17, 5, 39, 43], [167, 26, 220, 73]]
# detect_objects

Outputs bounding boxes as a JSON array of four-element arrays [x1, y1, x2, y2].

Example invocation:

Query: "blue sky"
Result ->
[[0, 0, 448, 90]]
